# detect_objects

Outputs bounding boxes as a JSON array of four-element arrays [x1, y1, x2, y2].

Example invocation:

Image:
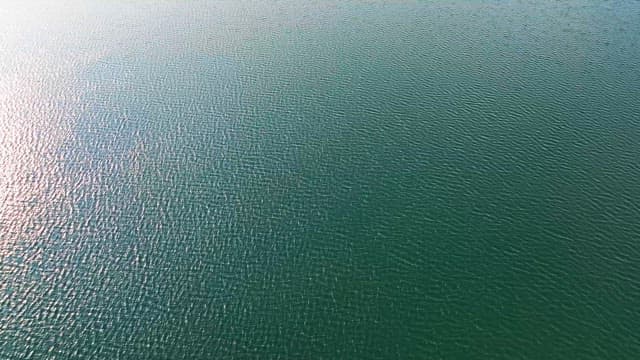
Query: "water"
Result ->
[[1, 1, 639, 358]]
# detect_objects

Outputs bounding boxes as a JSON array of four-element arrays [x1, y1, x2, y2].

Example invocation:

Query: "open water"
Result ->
[[1, 1, 639, 358]]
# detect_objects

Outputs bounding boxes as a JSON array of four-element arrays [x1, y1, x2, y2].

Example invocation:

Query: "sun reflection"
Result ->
[[0, 66, 78, 265], [0, 1, 105, 265]]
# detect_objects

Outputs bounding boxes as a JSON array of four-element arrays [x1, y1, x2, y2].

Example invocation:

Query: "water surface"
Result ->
[[1, 1, 640, 358]]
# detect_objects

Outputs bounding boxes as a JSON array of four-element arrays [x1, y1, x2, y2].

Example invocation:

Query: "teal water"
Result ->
[[1, 1, 640, 358]]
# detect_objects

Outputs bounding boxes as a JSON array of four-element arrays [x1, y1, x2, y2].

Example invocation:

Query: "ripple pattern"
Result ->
[[1, 1, 640, 359]]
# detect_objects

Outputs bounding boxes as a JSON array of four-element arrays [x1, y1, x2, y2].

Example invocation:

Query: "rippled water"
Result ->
[[1, 1, 640, 358]]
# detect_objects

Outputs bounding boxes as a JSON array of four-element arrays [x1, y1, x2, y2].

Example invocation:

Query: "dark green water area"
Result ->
[[1, 1, 639, 358]]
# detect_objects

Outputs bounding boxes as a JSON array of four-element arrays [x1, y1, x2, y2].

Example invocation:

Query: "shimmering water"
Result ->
[[1, 1, 640, 358]]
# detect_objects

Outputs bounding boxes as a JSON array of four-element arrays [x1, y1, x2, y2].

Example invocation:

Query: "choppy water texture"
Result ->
[[1, 1, 640, 358]]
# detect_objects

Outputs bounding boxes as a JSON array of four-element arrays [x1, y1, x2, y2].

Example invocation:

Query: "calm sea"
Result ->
[[1, 1, 639, 358]]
